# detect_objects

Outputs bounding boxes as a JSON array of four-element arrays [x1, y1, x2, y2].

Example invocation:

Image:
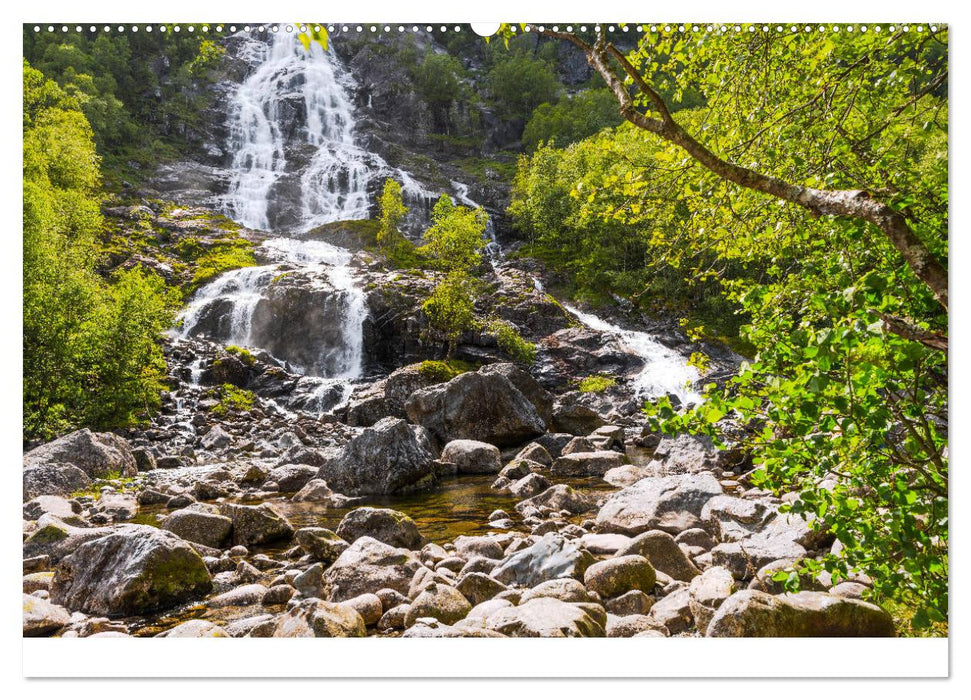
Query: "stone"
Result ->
[[265, 464, 319, 492], [486, 597, 606, 637], [378, 604, 410, 631], [132, 447, 157, 472], [23, 515, 114, 563], [516, 484, 597, 515], [440, 439, 502, 474], [605, 590, 654, 616], [651, 433, 722, 474], [456, 572, 508, 606], [23, 555, 51, 575], [50, 525, 212, 617], [491, 533, 595, 587], [508, 472, 550, 498], [583, 555, 656, 599], [293, 564, 325, 598], [217, 503, 294, 547], [292, 479, 340, 503], [604, 465, 650, 487], [578, 533, 632, 556], [344, 593, 383, 626], [23, 594, 71, 636], [551, 451, 627, 477], [209, 583, 268, 608], [316, 417, 439, 495], [518, 578, 594, 604], [551, 403, 605, 436], [606, 614, 667, 638], [478, 362, 555, 425], [161, 505, 233, 549], [688, 566, 736, 634], [23, 495, 80, 522], [271, 598, 366, 637], [829, 581, 870, 600], [294, 527, 349, 564], [23, 429, 137, 479], [462, 599, 514, 627], [513, 443, 552, 467], [452, 535, 505, 561], [561, 437, 597, 456], [23, 463, 91, 501], [24, 572, 55, 594], [405, 370, 546, 447], [616, 530, 701, 582], [646, 586, 694, 635], [404, 583, 472, 627], [322, 536, 423, 602], [335, 507, 423, 549], [706, 590, 896, 637], [200, 425, 232, 450], [710, 539, 807, 581], [157, 620, 229, 637], [263, 584, 296, 605], [595, 473, 724, 535], [675, 528, 716, 550]]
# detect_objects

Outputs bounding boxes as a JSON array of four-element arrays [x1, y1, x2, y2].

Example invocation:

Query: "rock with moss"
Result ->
[[157, 619, 230, 637], [583, 555, 657, 599], [50, 525, 212, 617], [295, 527, 349, 564], [217, 503, 294, 547], [706, 590, 895, 637]]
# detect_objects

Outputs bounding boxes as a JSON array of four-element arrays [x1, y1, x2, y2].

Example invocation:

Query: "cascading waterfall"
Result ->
[[179, 30, 378, 408], [532, 278, 703, 406]]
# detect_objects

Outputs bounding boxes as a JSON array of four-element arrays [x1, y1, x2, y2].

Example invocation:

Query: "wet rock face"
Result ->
[[317, 417, 440, 496], [50, 526, 212, 617], [706, 590, 896, 638], [23, 429, 137, 480], [405, 370, 546, 447]]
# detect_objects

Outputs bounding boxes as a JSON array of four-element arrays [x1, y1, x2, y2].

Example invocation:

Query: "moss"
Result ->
[[487, 319, 537, 365], [225, 345, 257, 366], [578, 375, 617, 393], [209, 384, 256, 417], [418, 359, 479, 383], [188, 243, 257, 293]]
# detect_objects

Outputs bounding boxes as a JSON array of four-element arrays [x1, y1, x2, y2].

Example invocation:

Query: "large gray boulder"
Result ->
[[596, 473, 723, 535], [491, 533, 595, 587], [551, 450, 626, 477], [706, 590, 895, 637], [515, 484, 597, 515], [335, 507, 424, 549], [322, 536, 423, 602], [316, 417, 440, 495], [405, 370, 546, 447], [23, 463, 91, 501], [50, 525, 212, 617], [23, 429, 137, 479], [271, 598, 366, 637]]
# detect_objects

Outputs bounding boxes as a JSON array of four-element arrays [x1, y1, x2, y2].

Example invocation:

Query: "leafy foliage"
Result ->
[[578, 375, 617, 393], [522, 88, 623, 152], [209, 384, 256, 417], [486, 46, 561, 122], [421, 194, 488, 273], [377, 178, 410, 253], [23, 62, 177, 440], [422, 273, 477, 360], [487, 319, 537, 365]]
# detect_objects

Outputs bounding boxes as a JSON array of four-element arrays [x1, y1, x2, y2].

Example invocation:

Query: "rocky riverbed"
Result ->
[[23, 359, 895, 638]]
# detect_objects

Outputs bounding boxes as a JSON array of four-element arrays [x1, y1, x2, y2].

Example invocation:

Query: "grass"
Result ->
[[188, 243, 257, 293], [225, 345, 257, 366], [487, 319, 537, 365], [578, 375, 617, 393]]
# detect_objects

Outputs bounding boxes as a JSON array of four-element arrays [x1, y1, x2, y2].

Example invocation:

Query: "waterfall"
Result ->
[[179, 31, 377, 404], [532, 278, 702, 406]]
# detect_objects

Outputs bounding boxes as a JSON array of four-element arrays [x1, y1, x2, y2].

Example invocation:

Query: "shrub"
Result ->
[[209, 384, 255, 417], [578, 375, 617, 393], [487, 319, 537, 365]]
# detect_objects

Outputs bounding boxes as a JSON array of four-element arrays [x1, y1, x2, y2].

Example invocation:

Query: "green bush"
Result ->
[[522, 89, 623, 152], [578, 375, 617, 393], [487, 319, 536, 365], [209, 384, 255, 417]]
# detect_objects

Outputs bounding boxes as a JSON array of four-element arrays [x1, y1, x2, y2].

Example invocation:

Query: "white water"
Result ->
[[533, 278, 702, 406]]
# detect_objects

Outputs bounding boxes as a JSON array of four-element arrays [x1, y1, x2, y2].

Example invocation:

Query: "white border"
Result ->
[[5, 0, 962, 689]]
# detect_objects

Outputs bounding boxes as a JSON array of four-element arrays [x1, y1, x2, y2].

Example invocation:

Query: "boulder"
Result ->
[[646, 586, 694, 635], [23, 594, 71, 637], [316, 418, 439, 495], [486, 598, 606, 637], [516, 484, 597, 516], [295, 527, 349, 564], [22, 515, 113, 563], [615, 530, 701, 582], [513, 443, 552, 467], [23, 429, 137, 479], [404, 583, 472, 627], [265, 464, 319, 492], [583, 555, 656, 599], [23, 463, 91, 501], [50, 525, 212, 617], [271, 598, 367, 637], [688, 566, 736, 634], [651, 434, 722, 474], [456, 572, 508, 606], [292, 479, 340, 503], [161, 505, 233, 549], [209, 583, 269, 608], [335, 507, 424, 549], [551, 450, 626, 477], [200, 425, 232, 450], [595, 473, 723, 535], [23, 495, 79, 522], [508, 473, 550, 499], [217, 503, 294, 547], [343, 593, 383, 626], [405, 370, 546, 447], [518, 578, 594, 604], [322, 536, 423, 602], [491, 533, 595, 587], [440, 439, 502, 474], [706, 590, 895, 637], [551, 403, 605, 436]]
